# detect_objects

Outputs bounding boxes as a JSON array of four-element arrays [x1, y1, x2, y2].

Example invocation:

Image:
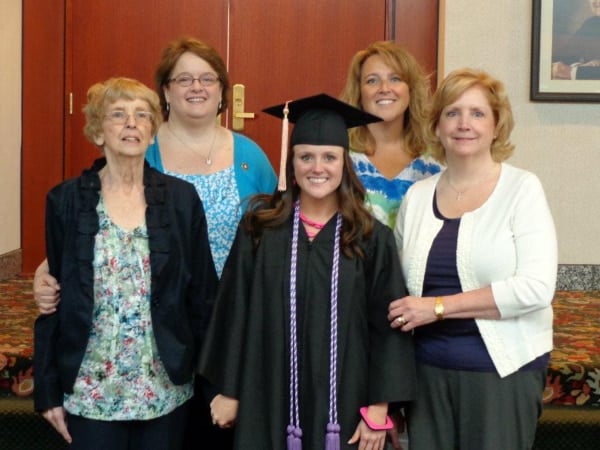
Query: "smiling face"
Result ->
[[293, 144, 344, 206], [435, 86, 497, 161], [164, 52, 222, 120], [359, 54, 410, 124], [95, 99, 155, 158]]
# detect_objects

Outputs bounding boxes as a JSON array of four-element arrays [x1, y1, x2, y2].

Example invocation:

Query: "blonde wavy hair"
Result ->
[[340, 41, 431, 158]]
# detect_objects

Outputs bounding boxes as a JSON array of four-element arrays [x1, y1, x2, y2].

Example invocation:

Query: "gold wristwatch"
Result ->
[[434, 296, 444, 321]]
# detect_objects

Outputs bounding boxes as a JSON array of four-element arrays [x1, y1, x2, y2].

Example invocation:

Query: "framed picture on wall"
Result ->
[[531, 0, 600, 102]]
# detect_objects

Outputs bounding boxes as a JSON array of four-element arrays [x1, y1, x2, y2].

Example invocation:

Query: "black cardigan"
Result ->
[[34, 158, 218, 412]]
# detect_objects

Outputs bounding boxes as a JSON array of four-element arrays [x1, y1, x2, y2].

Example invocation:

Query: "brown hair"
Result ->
[[154, 37, 230, 118], [340, 41, 431, 158], [83, 77, 162, 144], [426, 68, 515, 163]]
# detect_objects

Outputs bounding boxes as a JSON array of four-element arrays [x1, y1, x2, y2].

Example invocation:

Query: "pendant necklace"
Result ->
[[445, 164, 497, 201], [167, 122, 217, 165]]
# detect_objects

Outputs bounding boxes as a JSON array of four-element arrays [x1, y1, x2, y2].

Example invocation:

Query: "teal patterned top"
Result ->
[[165, 166, 240, 277], [351, 151, 442, 229], [63, 197, 193, 420]]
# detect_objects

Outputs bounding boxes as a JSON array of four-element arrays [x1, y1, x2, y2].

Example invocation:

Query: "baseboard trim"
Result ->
[[0, 250, 22, 281]]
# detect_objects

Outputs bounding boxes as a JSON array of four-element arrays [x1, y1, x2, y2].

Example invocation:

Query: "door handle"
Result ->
[[232, 84, 255, 131]]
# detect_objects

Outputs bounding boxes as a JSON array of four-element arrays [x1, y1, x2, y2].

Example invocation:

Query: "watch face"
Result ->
[[434, 299, 444, 319]]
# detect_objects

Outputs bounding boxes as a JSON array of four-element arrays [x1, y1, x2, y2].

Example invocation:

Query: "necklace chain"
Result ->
[[445, 165, 498, 201], [167, 122, 217, 166]]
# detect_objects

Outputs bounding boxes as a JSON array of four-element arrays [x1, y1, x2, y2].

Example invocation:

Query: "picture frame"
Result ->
[[531, 0, 600, 102]]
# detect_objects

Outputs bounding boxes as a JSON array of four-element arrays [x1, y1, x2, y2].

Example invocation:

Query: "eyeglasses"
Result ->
[[168, 73, 220, 87], [104, 110, 154, 125]]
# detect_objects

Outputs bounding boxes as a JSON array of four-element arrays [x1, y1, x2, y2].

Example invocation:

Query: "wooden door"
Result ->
[[21, 0, 438, 272], [226, 0, 386, 164], [66, 0, 228, 177]]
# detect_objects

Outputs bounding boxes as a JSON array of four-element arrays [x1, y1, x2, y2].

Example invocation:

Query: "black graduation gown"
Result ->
[[199, 216, 416, 450]]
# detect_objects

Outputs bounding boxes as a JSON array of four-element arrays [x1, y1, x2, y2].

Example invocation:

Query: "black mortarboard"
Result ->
[[262, 93, 382, 190]]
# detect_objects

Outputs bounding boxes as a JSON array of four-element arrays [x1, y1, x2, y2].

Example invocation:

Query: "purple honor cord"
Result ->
[[288, 201, 342, 450]]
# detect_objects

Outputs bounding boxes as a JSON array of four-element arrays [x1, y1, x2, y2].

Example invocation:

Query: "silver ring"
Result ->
[[395, 315, 406, 326]]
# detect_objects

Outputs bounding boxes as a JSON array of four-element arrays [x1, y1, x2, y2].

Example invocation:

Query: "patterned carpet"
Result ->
[[0, 276, 599, 408], [544, 290, 600, 407], [0, 276, 35, 399]]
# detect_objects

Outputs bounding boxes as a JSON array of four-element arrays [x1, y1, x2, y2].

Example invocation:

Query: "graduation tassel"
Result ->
[[325, 423, 340, 450], [278, 101, 290, 191], [287, 425, 303, 450]]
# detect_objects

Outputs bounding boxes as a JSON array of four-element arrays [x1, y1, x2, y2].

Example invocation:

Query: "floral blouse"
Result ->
[[63, 197, 193, 420]]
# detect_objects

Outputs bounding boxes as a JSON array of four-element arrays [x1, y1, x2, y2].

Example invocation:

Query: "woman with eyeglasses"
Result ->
[[33, 37, 276, 449], [34, 77, 218, 450], [150, 37, 277, 278]]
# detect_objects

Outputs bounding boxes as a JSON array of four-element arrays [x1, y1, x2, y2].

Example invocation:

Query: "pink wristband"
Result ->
[[359, 406, 393, 430]]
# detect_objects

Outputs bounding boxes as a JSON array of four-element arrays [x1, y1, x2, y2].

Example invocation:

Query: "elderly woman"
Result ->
[[389, 68, 557, 450], [34, 77, 218, 450]]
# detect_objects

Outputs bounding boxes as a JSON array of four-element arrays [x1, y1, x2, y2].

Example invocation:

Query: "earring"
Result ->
[[218, 100, 222, 110], [166, 102, 170, 113]]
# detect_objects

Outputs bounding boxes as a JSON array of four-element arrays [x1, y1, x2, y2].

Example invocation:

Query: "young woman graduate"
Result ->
[[198, 94, 416, 450]]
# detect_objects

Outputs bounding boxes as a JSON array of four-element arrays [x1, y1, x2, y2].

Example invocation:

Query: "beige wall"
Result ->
[[440, 0, 600, 264], [3, 1, 599, 265], [0, 0, 22, 256]]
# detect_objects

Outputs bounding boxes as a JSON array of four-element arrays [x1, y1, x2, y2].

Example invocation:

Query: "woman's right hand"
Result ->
[[210, 394, 239, 428], [42, 406, 72, 443], [33, 259, 61, 314]]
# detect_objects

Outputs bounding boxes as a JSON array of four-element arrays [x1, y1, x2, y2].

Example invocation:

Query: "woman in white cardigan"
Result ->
[[389, 68, 557, 450]]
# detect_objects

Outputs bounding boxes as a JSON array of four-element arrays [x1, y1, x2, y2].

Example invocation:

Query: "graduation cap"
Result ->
[[262, 93, 382, 191]]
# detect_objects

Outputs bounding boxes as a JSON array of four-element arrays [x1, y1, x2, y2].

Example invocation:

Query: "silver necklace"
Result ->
[[445, 165, 497, 201], [167, 122, 217, 165]]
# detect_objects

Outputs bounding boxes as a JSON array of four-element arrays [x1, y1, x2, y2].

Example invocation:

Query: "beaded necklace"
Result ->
[[288, 201, 342, 450]]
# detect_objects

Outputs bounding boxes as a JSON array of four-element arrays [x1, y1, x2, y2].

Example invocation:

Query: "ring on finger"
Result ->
[[395, 315, 406, 326]]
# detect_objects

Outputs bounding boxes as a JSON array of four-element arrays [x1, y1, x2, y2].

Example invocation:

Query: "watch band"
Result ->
[[434, 296, 444, 321]]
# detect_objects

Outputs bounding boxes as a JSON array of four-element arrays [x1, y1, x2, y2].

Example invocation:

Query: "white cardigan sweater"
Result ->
[[394, 163, 557, 378]]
